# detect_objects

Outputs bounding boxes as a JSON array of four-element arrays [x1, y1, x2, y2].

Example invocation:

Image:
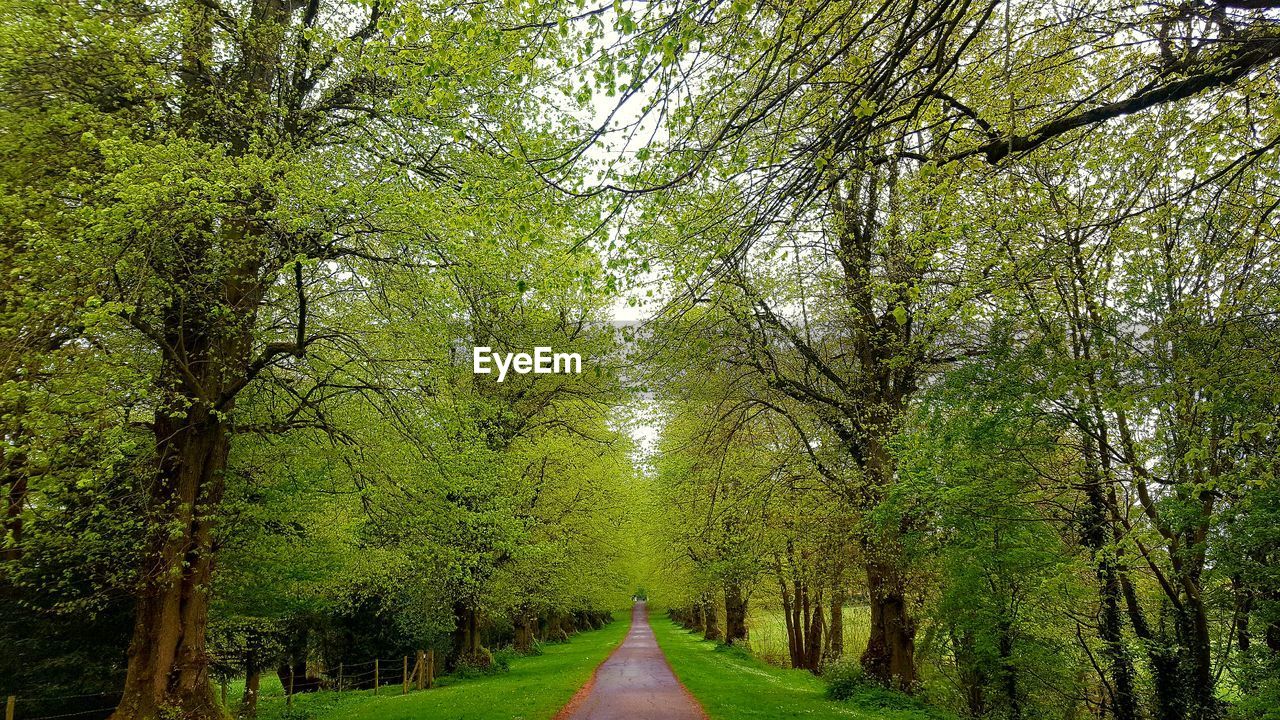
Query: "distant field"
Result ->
[[746, 604, 871, 667]]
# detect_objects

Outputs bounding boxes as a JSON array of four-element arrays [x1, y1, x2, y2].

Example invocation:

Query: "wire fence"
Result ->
[[4, 689, 122, 720], [5, 650, 438, 720]]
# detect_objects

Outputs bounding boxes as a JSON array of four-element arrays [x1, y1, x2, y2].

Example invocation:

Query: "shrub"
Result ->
[[1230, 675, 1280, 720], [824, 658, 937, 715], [491, 647, 518, 672], [824, 657, 870, 701], [452, 648, 495, 678], [453, 647, 517, 678]]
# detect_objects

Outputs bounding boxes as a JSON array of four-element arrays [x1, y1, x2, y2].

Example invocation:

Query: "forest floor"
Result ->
[[230, 614, 629, 720], [653, 614, 951, 720]]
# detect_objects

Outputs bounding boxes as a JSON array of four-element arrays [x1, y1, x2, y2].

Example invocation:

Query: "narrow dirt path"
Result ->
[[555, 602, 707, 720]]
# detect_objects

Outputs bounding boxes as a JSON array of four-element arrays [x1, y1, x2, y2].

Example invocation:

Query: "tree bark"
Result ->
[[702, 596, 722, 642], [112, 402, 230, 720], [724, 582, 748, 645], [112, 1, 287, 716], [860, 557, 916, 690], [997, 618, 1020, 720], [451, 602, 484, 664], [804, 588, 825, 673], [514, 613, 537, 652], [825, 589, 844, 663], [953, 629, 987, 717], [238, 667, 259, 720]]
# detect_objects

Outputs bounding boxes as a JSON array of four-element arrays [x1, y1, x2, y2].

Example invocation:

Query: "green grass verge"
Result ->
[[234, 614, 629, 720], [651, 613, 948, 720]]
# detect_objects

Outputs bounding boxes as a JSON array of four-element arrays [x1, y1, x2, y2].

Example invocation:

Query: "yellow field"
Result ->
[[745, 604, 871, 668]]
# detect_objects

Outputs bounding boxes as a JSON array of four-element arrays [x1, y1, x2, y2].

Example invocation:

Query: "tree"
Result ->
[[1, 0, 591, 716]]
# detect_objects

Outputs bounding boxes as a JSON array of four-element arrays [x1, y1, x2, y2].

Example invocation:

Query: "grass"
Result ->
[[746, 605, 871, 668], [231, 614, 629, 720], [652, 613, 949, 720]]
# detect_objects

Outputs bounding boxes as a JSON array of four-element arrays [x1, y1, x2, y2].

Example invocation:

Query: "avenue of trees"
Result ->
[[2, 2, 1279, 720]]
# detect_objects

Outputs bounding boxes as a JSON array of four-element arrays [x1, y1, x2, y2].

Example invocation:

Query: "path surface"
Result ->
[[556, 602, 707, 720]]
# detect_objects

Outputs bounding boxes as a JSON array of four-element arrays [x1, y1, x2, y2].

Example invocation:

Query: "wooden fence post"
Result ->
[[6, 695, 14, 720], [337, 662, 343, 692], [220, 679, 228, 706], [416, 650, 426, 690], [427, 650, 435, 689], [402, 656, 408, 694], [374, 659, 379, 694], [288, 668, 295, 707]]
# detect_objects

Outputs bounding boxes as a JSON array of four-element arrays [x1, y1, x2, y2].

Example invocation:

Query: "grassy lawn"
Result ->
[[653, 614, 948, 720], [233, 614, 628, 720]]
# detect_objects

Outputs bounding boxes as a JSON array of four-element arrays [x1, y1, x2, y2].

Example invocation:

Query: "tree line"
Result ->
[[1, 2, 639, 719], [619, 2, 1280, 719]]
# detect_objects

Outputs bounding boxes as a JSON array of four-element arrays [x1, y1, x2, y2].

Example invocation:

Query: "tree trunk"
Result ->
[[860, 558, 916, 690], [702, 596, 722, 642], [804, 589, 824, 673], [791, 577, 804, 667], [451, 602, 483, 664], [1181, 593, 1217, 720], [1078, 437, 1139, 720], [997, 619, 1020, 720], [953, 629, 987, 717], [515, 613, 537, 652], [1232, 579, 1252, 654], [825, 590, 844, 663], [724, 582, 748, 645], [779, 570, 801, 667], [1095, 567, 1139, 720], [112, 406, 230, 720], [238, 667, 260, 720], [110, 2, 285, 716]]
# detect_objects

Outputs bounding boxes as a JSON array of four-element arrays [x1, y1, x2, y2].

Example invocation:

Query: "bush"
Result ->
[[824, 657, 870, 701], [452, 648, 516, 678], [491, 647, 518, 672], [452, 648, 495, 678], [824, 658, 938, 715], [1230, 675, 1280, 720]]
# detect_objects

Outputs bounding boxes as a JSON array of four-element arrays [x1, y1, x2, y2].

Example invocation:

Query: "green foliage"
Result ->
[[824, 658, 871, 701], [825, 658, 943, 716]]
